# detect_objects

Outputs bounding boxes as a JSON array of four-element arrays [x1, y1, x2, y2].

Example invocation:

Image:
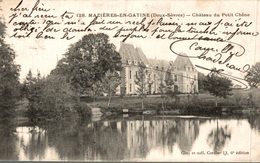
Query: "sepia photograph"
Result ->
[[0, 0, 260, 162]]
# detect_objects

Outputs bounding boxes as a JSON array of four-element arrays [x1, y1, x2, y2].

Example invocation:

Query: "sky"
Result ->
[[0, 0, 260, 83]]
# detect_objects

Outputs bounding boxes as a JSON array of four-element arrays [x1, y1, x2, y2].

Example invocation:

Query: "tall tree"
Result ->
[[89, 81, 103, 102], [245, 62, 260, 88], [135, 62, 148, 110], [24, 70, 45, 119], [101, 70, 121, 107], [0, 21, 20, 119], [147, 72, 153, 95], [198, 72, 206, 92], [39, 73, 73, 118], [63, 33, 122, 103], [21, 70, 33, 98], [203, 73, 233, 107], [164, 68, 175, 106], [157, 68, 166, 109]]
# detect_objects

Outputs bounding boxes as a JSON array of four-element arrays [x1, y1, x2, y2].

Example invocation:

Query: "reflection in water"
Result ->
[[176, 120, 200, 152], [0, 115, 260, 161], [207, 121, 231, 152], [0, 117, 201, 160], [0, 119, 18, 160], [22, 127, 47, 160], [248, 114, 260, 132]]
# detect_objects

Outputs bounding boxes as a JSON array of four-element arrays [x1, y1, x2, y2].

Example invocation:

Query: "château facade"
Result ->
[[117, 43, 198, 95]]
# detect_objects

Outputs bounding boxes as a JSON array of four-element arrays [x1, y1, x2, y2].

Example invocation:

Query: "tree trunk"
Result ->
[[76, 92, 81, 104], [93, 94, 96, 102], [162, 95, 166, 110], [141, 96, 144, 110], [91, 85, 98, 102], [165, 96, 168, 109], [161, 96, 164, 109], [215, 98, 218, 107], [107, 86, 112, 107], [92, 88, 96, 102], [121, 96, 124, 109], [107, 92, 112, 107], [164, 97, 167, 109]]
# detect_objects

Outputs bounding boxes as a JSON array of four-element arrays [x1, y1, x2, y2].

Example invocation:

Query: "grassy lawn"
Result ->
[[16, 88, 260, 119], [87, 88, 260, 111]]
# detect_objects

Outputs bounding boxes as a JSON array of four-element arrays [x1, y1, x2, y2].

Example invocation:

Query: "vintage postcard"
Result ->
[[0, 0, 260, 162]]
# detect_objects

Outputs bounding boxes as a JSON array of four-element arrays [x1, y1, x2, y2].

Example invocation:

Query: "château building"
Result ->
[[118, 43, 198, 95], [168, 53, 198, 93]]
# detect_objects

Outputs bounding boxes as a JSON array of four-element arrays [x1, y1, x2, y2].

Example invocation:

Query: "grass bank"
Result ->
[[16, 88, 260, 121], [86, 88, 260, 116]]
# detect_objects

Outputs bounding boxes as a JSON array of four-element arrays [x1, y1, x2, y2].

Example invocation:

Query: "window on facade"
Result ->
[[129, 70, 131, 79], [175, 75, 178, 81], [130, 84, 132, 92]]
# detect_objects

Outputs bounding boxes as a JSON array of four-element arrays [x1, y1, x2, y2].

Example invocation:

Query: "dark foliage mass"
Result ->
[[203, 73, 233, 99], [23, 33, 122, 121], [0, 21, 20, 119], [64, 33, 122, 93], [245, 62, 260, 88], [203, 73, 233, 107]]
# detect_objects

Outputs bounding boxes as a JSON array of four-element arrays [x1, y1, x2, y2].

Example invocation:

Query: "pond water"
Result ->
[[0, 115, 260, 161]]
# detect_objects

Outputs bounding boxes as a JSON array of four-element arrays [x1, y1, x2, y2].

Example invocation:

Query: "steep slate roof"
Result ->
[[136, 47, 149, 65], [148, 58, 169, 69], [119, 43, 149, 65], [173, 54, 195, 71], [119, 43, 196, 72]]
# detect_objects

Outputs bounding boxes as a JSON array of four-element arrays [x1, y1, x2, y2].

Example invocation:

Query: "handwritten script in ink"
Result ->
[[7, 0, 259, 87]]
